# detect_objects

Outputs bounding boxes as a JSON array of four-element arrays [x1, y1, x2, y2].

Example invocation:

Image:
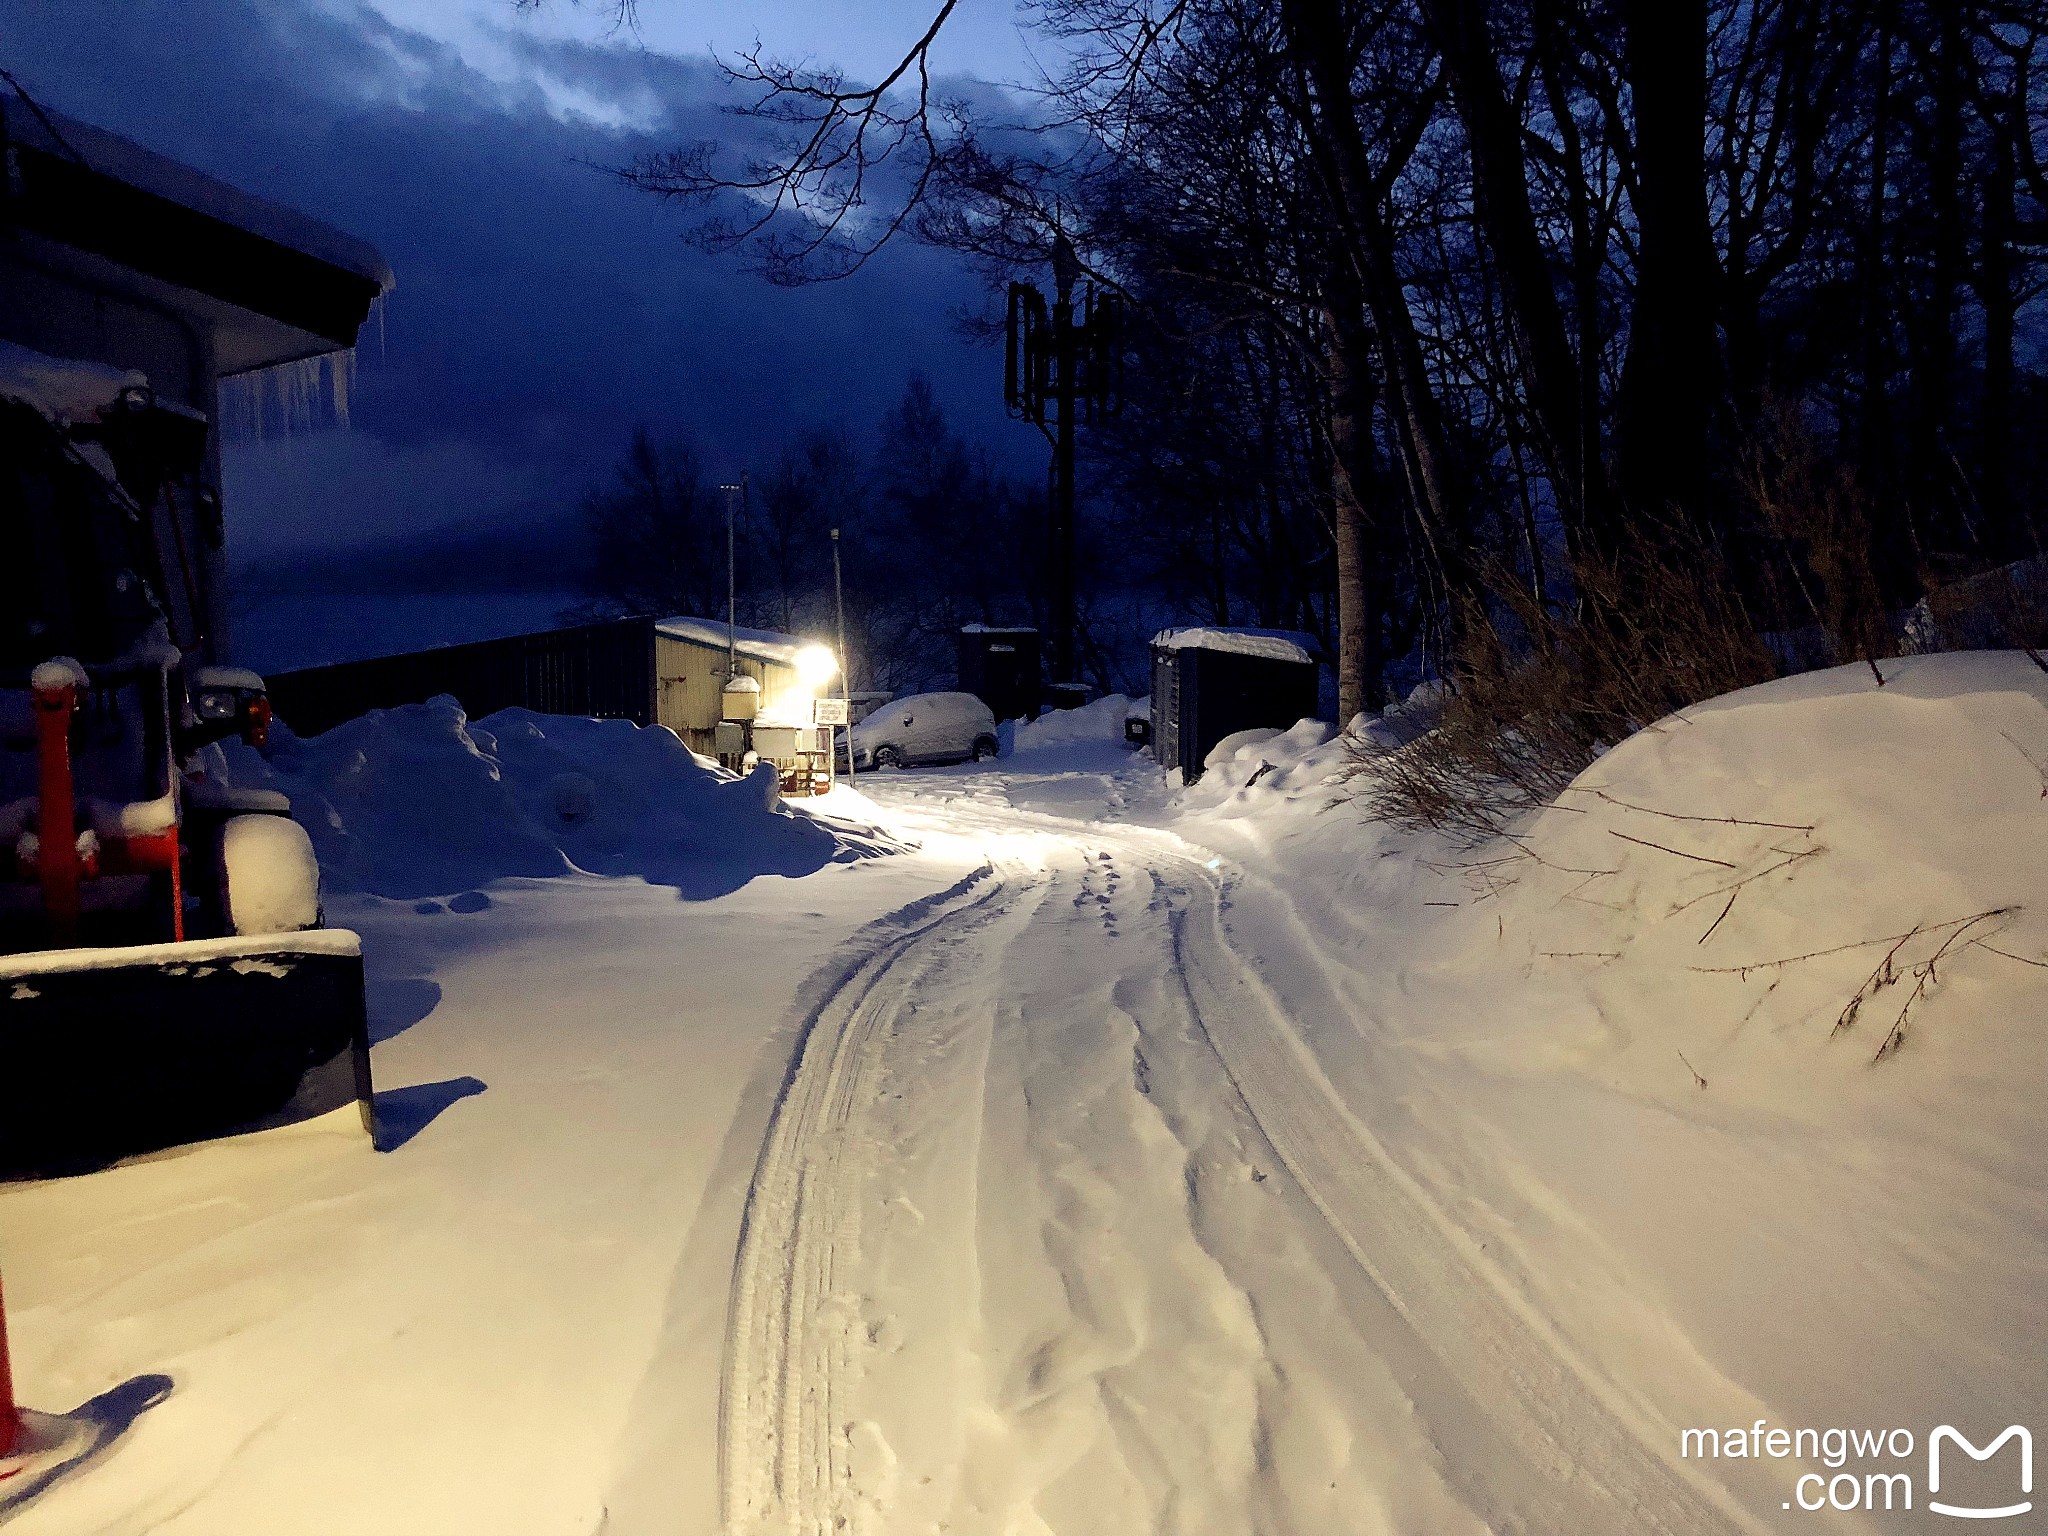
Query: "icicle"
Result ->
[[218, 347, 357, 441]]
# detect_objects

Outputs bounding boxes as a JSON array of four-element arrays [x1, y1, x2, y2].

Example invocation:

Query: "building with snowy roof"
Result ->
[[1149, 626, 1321, 783], [0, 92, 392, 666], [654, 616, 825, 757]]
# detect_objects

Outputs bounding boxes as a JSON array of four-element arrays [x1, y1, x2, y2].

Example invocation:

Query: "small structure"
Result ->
[[655, 616, 835, 791], [1149, 627, 1320, 783], [956, 624, 1041, 722]]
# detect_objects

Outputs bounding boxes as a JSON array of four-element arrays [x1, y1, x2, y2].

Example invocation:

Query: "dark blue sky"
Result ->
[[0, 0, 1040, 561]]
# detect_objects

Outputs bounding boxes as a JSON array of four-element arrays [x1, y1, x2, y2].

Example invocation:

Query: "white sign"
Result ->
[[813, 697, 850, 726]]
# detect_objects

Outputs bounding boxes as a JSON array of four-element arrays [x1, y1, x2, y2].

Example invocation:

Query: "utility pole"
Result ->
[[832, 527, 854, 789], [1049, 236, 1079, 686], [1005, 230, 1122, 692]]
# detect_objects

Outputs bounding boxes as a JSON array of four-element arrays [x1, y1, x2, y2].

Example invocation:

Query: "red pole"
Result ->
[[0, 1271, 18, 1458], [32, 674, 81, 948]]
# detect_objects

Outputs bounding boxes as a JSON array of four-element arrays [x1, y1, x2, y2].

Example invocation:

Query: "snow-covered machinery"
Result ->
[[0, 362, 370, 1176], [0, 96, 392, 1176]]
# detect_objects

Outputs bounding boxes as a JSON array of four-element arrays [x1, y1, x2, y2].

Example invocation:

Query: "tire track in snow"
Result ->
[[1154, 851, 1762, 1536], [718, 857, 1048, 1535], [740, 776, 1759, 1532], [890, 790, 1758, 1530]]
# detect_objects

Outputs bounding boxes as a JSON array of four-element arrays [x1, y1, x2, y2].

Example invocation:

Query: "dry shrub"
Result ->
[[1357, 530, 1776, 844], [1737, 401, 1896, 669]]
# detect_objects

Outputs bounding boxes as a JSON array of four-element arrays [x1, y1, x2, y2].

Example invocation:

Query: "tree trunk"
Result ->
[[1980, 115, 2020, 555], [1910, 0, 1967, 551], [1324, 298, 1383, 721], [1279, 0, 1472, 604], [1860, 0, 1912, 601], [1422, 0, 1600, 546], [1617, 0, 1719, 531]]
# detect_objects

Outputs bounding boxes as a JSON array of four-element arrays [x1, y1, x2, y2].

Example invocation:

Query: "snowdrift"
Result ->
[[1177, 651, 2048, 1460], [1010, 692, 1142, 752], [225, 696, 897, 900]]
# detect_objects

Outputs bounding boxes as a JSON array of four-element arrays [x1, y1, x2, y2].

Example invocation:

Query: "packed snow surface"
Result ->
[[1150, 624, 1315, 663], [5, 651, 2043, 1535]]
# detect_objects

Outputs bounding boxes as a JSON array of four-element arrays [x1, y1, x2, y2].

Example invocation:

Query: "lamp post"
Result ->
[[718, 474, 748, 682], [832, 528, 855, 789]]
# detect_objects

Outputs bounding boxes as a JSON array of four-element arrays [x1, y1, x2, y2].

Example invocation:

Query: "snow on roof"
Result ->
[[656, 616, 817, 669], [960, 623, 1039, 634], [1151, 627, 1316, 665], [0, 340, 148, 422], [6, 96, 395, 293]]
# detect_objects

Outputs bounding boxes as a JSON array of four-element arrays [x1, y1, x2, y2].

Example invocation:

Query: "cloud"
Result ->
[[0, 0, 1031, 565]]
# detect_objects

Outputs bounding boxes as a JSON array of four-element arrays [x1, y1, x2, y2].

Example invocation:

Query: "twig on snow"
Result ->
[[1694, 906, 2019, 979], [1561, 786, 1815, 832], [1698, 887, 1741, 945], [1609, 829, 1738, 868]]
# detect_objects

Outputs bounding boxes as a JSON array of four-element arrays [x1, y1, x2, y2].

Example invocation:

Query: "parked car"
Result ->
[[843, 691, 1000, 770]]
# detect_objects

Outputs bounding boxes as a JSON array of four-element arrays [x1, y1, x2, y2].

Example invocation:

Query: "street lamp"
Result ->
[[795, 644, 838, 692]]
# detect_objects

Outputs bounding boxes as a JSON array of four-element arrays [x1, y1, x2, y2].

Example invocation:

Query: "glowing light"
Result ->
[[795, 644, 839, 691]]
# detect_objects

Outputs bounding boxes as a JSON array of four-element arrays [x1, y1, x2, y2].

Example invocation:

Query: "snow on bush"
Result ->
[[226, 696, 896, 900], [1011, 693, 1145, 752]]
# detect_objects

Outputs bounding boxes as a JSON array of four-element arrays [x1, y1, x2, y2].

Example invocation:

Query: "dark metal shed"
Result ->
[[956, 625, 1042, 722], [1150, 628, 1320, 782], [262, 618, 658, 738]]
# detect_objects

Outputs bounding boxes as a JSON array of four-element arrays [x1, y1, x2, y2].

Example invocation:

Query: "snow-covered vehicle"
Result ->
[[842, 691, 1000, 770]]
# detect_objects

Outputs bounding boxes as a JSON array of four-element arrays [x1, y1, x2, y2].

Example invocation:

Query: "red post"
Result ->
[[31, 676, 81, 948], [0, 1271, 18, 1458]]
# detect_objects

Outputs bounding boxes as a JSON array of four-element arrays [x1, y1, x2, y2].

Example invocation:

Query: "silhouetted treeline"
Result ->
[[577, 376, 1048, 694], [628, 0, 2048, 722]]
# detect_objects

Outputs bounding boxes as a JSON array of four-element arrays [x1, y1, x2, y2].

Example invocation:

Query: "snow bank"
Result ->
[[1178, 651, 2048, 1461], [226, 696, 896, 900], [1010, 692, 1143, 752]]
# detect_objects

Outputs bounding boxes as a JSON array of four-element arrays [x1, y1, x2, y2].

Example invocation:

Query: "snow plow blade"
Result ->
[[0, 931, 372, 1179]]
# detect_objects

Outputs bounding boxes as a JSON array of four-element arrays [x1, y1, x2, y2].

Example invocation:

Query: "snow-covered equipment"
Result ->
[[1149, 628, 1321, 783], [842, 692, 1000, 771], [0, 97, 389, 1180]]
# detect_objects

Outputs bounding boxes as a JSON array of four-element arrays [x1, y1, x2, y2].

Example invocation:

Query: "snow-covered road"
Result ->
[[9, 660, 2043, 1534], [722, 752, 1747, 1535]]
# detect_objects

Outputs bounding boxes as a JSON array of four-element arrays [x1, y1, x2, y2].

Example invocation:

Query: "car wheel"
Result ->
[[972, 735, 999, 762], [872, 745, 904, 770]]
